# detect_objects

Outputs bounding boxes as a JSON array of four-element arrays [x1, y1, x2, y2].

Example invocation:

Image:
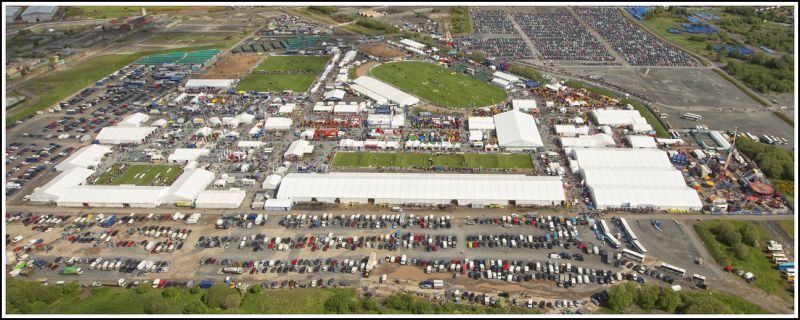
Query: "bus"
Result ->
[[692, 274, 707, 283], [631, 239, 648, 255], [619, 218, 638, 241], [746, 132, 759, 141], [669, 130, 681, 139], [660, 263, 686, 277], [761, 135, 774, 144], [622, 249, 645, 262], [599, 219, 612, 234], [605, 234, 622, 249], [682, 113, 702, 121]]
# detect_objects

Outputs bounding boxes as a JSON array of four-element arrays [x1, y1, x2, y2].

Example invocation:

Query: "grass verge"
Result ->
[[94, 164, 184, 186], [777, 219, 794, 240], [331, 152, 533, 170], [712, 68, 769, 107], [621, 99, 670, 138], [7, 44, 232, 127], [772, 111, 794, 126], [694, 220, 792, 301], [370, 61, 507, 108]]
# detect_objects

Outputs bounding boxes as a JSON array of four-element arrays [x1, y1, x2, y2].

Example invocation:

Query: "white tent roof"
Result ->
[[152, 119, 168, 127], [185, 79, 236, 89], [350, 83, 389, 105], [96, 126, 157, 144], [588, 185, 702, 210], [264, 198, 294, 210], [30, 167, 94, 202], [168, 148, 210, 163], [710, 131, 732, 150], [352, 76, 420, 107], [55, 144, 112, 171], [263, 174, 283, 189], [493, 71, 520, 83], [400, 38, 426, 49], [573, 148, 701, 210], [277, 173, 565, 206], [313, 102, 334, 112], [491, 78, 511, 87], [56, 186, 170, 208], [468, 117, 495, 131], [334, 103, 359, 114], [512, 99, 537, 111], [117, 112, 150, 127], [554, 125, 590, 137], [238, 141, 265, 148], [235, 113, 255, 125], [324, 89, 346, 101], [493, 110, 543, 149], [278, 104, 296, 114], [560, 134, 616, 148], [166, 168, 215, 201], [591, 109, 649, 126], [626, 135, 658, 148], [285, 140, 314, 158], [264, 117, 293, 130], [194, 189, 246, 208]]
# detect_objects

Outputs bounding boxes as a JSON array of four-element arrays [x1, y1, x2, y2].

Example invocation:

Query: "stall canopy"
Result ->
[[493, 110, 543, 149]]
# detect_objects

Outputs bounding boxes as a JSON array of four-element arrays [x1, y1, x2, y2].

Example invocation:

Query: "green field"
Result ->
[[94, 164, 183, 186], [6, 279, 536, 314], [777, 220, 794, 240], [338, 23, 387, 36], [602, 282, 769, 314], [694, 220, 792, 301], [236, 55, 330, 93], [331, 152, 533, 170], [65, 6, 227, 19], [370, 61, 508, 108], [7, 45, 233, 127], [253, 55, 331, 72]]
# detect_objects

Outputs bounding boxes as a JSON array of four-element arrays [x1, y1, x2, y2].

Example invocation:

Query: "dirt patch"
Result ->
[[358, 43, 407, 59], [199, 53, 264, 79], [356, 61, 380, 77]]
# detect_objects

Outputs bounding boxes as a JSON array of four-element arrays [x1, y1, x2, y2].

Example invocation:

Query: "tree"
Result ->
[[324, 291, 360, 313], [606, 283, 636, 312], [162, 287, 180, 298], [733, 242, 750, 260], [249, 285, 262, 294], [739, 224, 760, 246], [636, 285, 660, 311], [189, 287, 200, 295], [656, 288, 682, 313], [144, 300, 169, 314], [183, 300, 208, 314], [61, 282, 81, 296], [135, 284, 150, 294], [469, 51, 487, 63], [203, 286, 241, 310], [221, 295, 241, 310], [712, 222, 741, 246]]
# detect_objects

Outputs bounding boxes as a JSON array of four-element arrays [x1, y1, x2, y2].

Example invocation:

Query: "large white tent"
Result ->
[[560, 134, 616, 149], [29, 167, 94, 203], [511, 99, 537, 112], [56, 186, 170, 208], [468, 117, 495, 131], [264, 117, 293, 130], [591, 109, 649, 127], [493, 110, 543, 150], [166, 168, 215, 202], [626, 135, 658, 148], [194, 189, 246, 208], [117, 112, 150, 127], [185, 79, 237, 90], [276, 172, 565, 206], [571, 148, 701, 210], [96, 126, 157, 144], [352, 76, 420, 107], [55, 144, 112, 171], [168, 148, 211, 163]]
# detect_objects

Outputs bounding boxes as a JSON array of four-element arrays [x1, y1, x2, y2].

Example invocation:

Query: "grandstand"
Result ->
[[135, 50, 222, 65], [282, 35, 332, 52]]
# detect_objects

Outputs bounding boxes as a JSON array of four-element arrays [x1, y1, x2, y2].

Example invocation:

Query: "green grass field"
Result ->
[[7, 45, 233, 127], [694, 220, 793, 301], [638, 15, 720, 56], [338, 23, 387, 36], [331, 152, 533, 170], [253, 55, 331, 72], [777, 220, 794, 240], [236, 55, 330, 92], [6, 279, 536, 314], [94, 164, 183, 186], [370, 61, 508, 108], [65, 6, 227, 19], [236, 74, 319, 93]]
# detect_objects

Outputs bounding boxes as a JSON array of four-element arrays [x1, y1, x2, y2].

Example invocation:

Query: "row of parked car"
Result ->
[[200, 256, 375, 276]]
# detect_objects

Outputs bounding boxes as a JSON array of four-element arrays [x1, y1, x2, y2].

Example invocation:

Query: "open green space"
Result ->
[[94, 164, 183, 186], [339, 23, 388, 36], [253, 55, 331, 72], [236, 73, 319, 93], [734, 136, 794, 182], [508, 65, 549, 84], [604, 282, 769, 314], [6, 279, 536, 314], [331, 152, 533, 170], [7, 44, 233, 127], [777, 220, 794, 240], [694, 220, 792, 301], [370, 61, 507, 108], [450, 6, 473, 34], [65, 6, 227, 19]]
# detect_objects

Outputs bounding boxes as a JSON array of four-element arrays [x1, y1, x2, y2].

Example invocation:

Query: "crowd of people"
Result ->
[[470, 9, 517, 35], [573, 7, 698, 66], [452, 35, 533, 60], [513, 10, 615, 63]]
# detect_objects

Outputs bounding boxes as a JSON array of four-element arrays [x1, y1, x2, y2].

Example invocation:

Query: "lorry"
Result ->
[[61, 266, 83, 275]]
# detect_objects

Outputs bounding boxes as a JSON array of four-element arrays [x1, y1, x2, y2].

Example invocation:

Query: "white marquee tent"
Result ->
[[276, 172, 565, 206], [493, 110, 543, 150], [55, 144, 112, 171], [29, 167, 94, 203], [96, 126, 157, 144], [352, 76, 420, 107], [194, 189, 246, 208]]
